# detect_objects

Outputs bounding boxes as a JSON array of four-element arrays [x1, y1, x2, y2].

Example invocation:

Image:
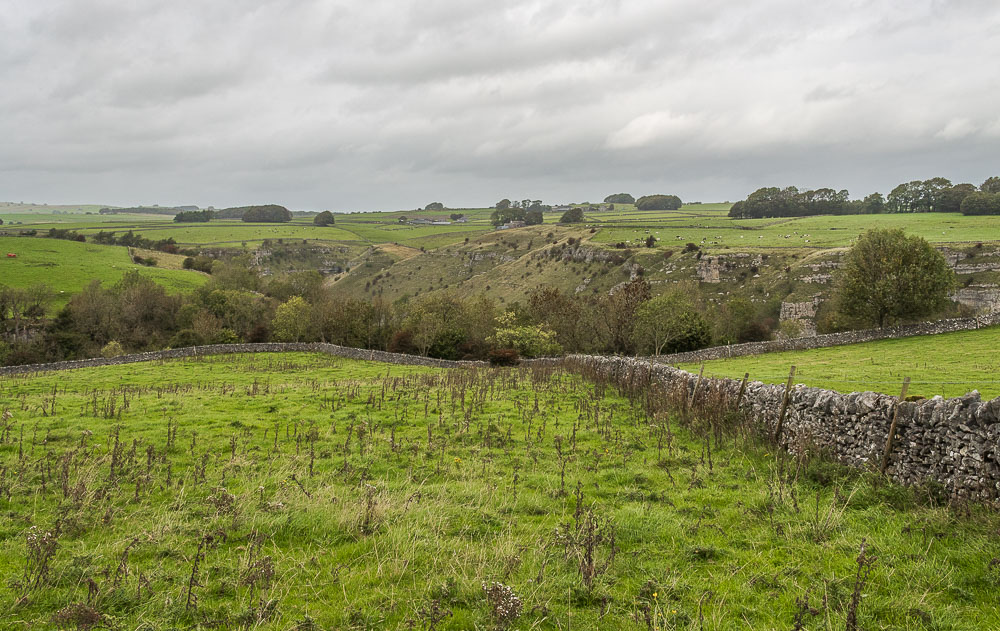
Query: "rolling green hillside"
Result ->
[[7, 203, 1000, 339], [0, 237, 207, 306]]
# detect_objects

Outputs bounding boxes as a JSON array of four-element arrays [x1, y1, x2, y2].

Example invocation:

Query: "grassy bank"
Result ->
[[677, 326, 1000, 400], [0, 237, 207, 307]]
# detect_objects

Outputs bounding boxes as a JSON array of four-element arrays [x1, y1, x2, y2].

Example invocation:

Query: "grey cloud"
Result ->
[[804, 85, 854, 102], [1, 0, 1000, 210]]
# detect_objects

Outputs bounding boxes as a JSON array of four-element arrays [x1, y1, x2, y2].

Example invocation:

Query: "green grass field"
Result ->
[[0, 237, 207, 307], [79, 222, 365, 246], [53, 218, 496, 249], [591, 211, 1000, 251], [1, 354, 998, 629], [11, 203, 1000, 255], [0, 213, 167, 228], [0, 202, 112, 216], [677, 326, 1000, 400]]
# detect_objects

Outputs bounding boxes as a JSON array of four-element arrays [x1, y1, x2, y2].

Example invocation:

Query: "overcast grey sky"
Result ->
[[2, 0, 999, 211]]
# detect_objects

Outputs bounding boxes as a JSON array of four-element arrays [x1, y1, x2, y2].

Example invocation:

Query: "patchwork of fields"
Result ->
[[1, 354, 998, 629], [7, 205, 1000, 254]]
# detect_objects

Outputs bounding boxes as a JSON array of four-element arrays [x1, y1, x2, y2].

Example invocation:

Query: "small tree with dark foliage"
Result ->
[[559, 207, 584, 223], [313, 211, 336, 226]]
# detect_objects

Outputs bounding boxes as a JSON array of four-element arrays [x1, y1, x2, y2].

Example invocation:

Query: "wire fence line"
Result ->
[[707, 376, 1000, 385]]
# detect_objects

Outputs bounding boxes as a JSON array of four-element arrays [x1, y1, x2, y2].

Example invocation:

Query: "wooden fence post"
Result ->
[[736, 372, 749, 408], [772, 366, 796, 443], [879, 377, 911, 475], [689, 363, 705, 408], [683, 364, 705, 424]]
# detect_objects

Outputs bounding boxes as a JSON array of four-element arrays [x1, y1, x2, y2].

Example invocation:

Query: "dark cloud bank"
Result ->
[[2, 0, 999, 210]]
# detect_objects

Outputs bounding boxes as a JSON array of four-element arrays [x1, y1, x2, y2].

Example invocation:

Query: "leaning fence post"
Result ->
[[683, 364, 705, 424], [772, 366, 796, 442], [736, 372, 749, 408], [689, 363, 705, 408], [879, 377, 911, 476]]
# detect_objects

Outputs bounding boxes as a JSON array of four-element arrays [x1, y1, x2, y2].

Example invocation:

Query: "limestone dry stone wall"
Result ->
[[561, 355, 1000, 503]]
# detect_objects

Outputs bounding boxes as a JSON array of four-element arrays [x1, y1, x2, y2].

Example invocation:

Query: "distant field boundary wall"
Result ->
[[655, 313, 1000, 365], [0, 343, 483, 377], [559, 354, 1000, 504]]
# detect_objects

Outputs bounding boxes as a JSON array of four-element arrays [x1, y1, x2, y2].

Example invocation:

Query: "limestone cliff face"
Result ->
[[779, 298, 821, 336], [952, 286, 1000, 312]]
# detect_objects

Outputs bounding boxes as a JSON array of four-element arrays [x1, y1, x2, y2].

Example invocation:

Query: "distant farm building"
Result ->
[[498, 220, 527, 230], [408, 216, 452, 226]]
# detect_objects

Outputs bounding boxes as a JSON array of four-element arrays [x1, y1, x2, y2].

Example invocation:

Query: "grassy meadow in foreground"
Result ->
[[677, 325, 1000, 400], [1, 354, 998, 630]]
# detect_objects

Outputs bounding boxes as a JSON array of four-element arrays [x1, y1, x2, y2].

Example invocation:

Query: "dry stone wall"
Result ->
[[561, 354, 1000, 503]]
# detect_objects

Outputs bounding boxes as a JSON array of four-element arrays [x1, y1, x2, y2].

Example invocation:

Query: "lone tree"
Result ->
[[313, 211, 336, 226], [834, 228, 954, 328]]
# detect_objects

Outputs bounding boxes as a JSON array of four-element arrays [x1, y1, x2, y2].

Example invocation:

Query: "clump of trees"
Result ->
[[46, 228, 182, 255], [729, 176, 999, 219], [960, 192, 1000, 215], [91, 230, 180, 254], [174, 210, 215, 223], [729, 187, 851, 218], [424, 202, 444, 211], [207, 205, 292, 222], [604, 193, 635, 204], [636, 195, 682, 211], [44, 228, 86, 242], [559, 207, 584, 223], [886, 178, 977, 213], [240, 205, 292, 223], [313, 211, 336, 226], [1, 268, 755, 367], [182, 255, 215, 273], [491, 199, 551, 226], [491, 205, 524, 226]]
